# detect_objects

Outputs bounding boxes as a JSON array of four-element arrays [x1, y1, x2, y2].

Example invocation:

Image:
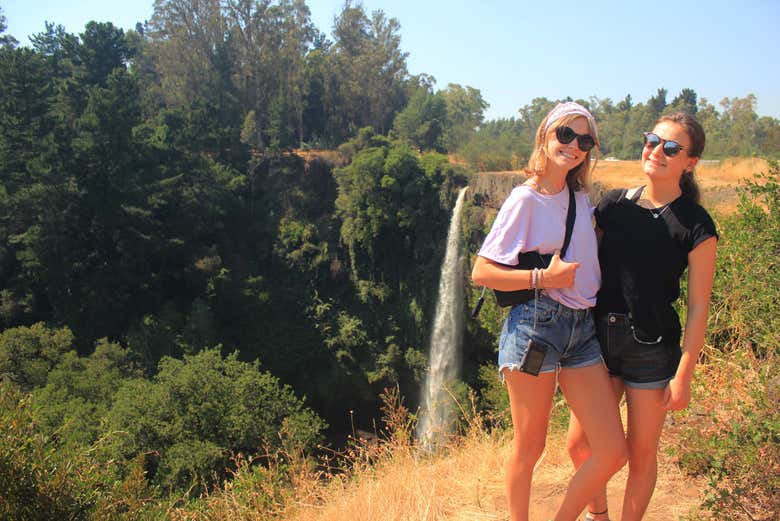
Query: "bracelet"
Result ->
[[531, 268, 538, 289]]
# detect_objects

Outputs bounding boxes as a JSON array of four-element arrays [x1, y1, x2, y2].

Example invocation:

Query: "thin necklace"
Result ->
[[648, 203, 670, 219], [636, 187, 674, 219]]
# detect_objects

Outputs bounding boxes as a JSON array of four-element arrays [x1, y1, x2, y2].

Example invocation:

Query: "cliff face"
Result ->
[[468, 171, 609, 209], [468, 171, 528, 209]]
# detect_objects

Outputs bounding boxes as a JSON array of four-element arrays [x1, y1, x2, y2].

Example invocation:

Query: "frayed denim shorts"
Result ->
[[498, 293, 602, 379], [597, 313, 682, 389]]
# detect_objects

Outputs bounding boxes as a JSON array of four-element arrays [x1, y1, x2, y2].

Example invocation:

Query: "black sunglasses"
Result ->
[[643, 132, 686, 157], [555, 126, 596, 152]]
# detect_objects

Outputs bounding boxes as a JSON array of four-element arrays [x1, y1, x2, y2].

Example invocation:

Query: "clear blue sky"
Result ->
[[4, 0, 779, 120]]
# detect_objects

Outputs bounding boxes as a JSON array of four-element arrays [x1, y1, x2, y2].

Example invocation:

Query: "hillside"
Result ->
[[279, 407, 704, 521]]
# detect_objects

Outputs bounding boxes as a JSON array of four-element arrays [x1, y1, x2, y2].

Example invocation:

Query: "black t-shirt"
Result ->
[[594, 187, 718, 339]]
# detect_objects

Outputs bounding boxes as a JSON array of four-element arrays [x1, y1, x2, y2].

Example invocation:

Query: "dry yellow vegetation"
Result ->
[[591, 157, 768, 190], [593, 157, 769, 214], [478, 157, 769, 214], [164, 346, 771, 521], [166, 156, 773, 521], [279, 417, 702, 521]]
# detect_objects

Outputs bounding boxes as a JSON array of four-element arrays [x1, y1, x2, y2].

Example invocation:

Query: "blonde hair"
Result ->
[[526, 113, 600, 192]]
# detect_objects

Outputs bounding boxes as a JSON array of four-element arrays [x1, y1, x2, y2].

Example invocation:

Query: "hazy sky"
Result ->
[[4, 0, 779, 120]]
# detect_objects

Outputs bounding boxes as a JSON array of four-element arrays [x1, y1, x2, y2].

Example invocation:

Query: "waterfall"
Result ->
[[417, 186, 468, 452]]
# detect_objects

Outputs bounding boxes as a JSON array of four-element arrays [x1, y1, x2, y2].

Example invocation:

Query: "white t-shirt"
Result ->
[[478, 185, 600, 309]]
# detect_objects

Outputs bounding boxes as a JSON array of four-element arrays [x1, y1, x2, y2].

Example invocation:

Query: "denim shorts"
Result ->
[[597, 313, 682, 389], [498, 293, 602, 378]]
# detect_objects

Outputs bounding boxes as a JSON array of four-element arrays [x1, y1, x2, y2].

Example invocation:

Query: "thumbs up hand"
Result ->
[[541, 251, 580, 289]]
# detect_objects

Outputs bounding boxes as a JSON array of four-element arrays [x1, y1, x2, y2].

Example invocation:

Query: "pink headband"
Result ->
[[543, 102, 599, 142]]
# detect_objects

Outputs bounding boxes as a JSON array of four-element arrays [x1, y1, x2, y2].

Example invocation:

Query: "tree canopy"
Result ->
[[0, 2, 777, 513]]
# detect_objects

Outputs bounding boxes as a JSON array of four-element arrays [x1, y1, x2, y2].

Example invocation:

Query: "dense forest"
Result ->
[[0, 1, 778, 517]]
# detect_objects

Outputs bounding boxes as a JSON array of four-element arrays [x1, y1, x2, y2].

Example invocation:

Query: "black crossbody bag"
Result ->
[[472, 186, 576, 314]]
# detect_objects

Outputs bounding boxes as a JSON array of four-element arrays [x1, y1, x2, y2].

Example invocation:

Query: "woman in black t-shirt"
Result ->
[[566, 113, 718, 521]]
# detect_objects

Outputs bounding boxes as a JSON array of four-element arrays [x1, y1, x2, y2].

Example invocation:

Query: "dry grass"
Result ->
[[162, 383, 725, 521], [286, 427, 509, 521], [593, 157, 769, 214], [591, 157, 768, 189], [477, 157, 769, 214], [294, 149, 346, 167], [278, 401, 705, 521], [165, 154, 773, 521]]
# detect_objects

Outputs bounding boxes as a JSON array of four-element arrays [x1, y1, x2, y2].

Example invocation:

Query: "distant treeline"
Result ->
[[0, 1, 777, 513], [454, 91, 780, 171]]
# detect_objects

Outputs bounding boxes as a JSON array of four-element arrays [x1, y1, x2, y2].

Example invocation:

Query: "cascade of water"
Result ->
[[416, 186, 468, 452]]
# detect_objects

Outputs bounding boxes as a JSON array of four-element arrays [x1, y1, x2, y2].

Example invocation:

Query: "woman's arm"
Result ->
[[471, 254, 580, 291], [471, 255, 532, 291], [664, 236, 718, 410]]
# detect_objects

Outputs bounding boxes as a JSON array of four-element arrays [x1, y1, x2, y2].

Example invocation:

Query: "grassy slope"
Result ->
[[280, 408, 704, 521], [166, 156, 776, 521]]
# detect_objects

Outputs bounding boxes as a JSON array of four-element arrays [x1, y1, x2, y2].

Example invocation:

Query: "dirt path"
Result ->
[[510, 427, 703, 521], [286, 412, 705, 521]]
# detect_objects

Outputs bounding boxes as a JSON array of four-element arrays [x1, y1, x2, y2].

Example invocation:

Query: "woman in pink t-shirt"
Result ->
[[472, 102, 627, 521]]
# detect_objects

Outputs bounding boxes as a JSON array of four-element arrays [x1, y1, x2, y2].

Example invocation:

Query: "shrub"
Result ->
[[32, 338, 139, 448], [0, 381, 153, 520], [672, 162, 780, 519], [674, 351, 779, 519], [0, 323, 74, 391], [707, 160, 780, 356], [104, 348, 326, 495]]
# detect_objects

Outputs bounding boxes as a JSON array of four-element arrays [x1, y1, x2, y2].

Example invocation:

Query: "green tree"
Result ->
[[77, 22, 131, 87], [696, 97, 726, 156], [392, 87, 447, 151], [29, 22, 79, 80], [0, 380, 153, 520], [0, 46, 53, 192], [301, 44, 329, 145], [720, 94, 759, 157], [226, 0, 317, 150], [647, 87, 667, 117], [518, 97, 557, 145], [441, 83, 488, 151], [0, 6, 17, 47], [619, 102, 656, 159], [104, 348, 325, 494], [756, 116, 780, 157], [616, 94, 632, 112], [32, 339, 140, 448], [0, 323, 74, 391], [459, 117, 527, 170], [667, 87, 698, 115], [328, 2, 409, 139], [147, 0, 231, 107]]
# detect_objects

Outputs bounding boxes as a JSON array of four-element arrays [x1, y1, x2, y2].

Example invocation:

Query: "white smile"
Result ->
[[559, 151, 577, 160]]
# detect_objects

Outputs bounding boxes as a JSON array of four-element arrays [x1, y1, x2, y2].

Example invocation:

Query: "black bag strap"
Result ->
[[625, 185, 644, 203], [471, 185, 577, 318], [559, 184, 577, 258]]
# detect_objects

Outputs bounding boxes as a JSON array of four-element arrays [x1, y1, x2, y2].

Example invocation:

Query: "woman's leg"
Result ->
[[565, 377, 625, 519], [503, 369, 558, 521], [554, 365, 628, 521], [620, 386, 667, 521]]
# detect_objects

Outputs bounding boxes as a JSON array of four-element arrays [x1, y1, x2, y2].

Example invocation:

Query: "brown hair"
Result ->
[[655, 112, 705, 204], [526, 113, 599, 192]]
